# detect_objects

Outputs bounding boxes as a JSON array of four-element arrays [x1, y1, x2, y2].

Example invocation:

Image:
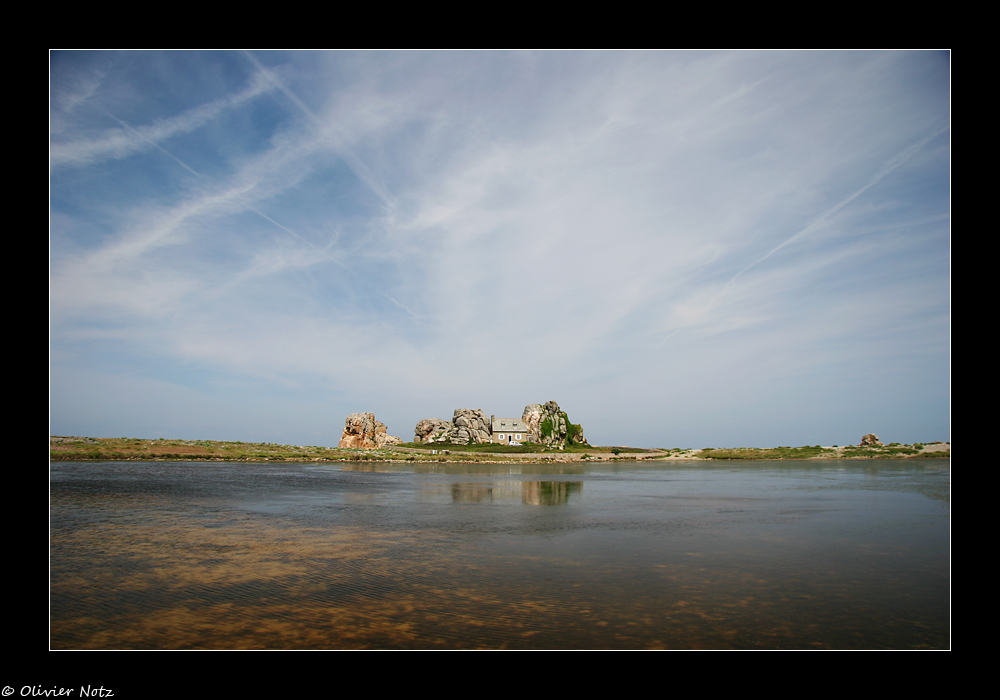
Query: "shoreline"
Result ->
[[49, 437, 950, 464]]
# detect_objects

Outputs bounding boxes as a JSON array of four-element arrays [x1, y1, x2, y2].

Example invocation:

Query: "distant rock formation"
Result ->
[[339, 412, 401, 449], [413, 410, 492, 445], [535, 401, 587, 447], [859, 433, 883, 447], [414, 402, 586, 447]]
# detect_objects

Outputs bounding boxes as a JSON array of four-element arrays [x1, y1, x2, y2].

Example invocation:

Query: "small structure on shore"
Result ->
[[339, 412, 402, 449], [491, 416, 528, 445]]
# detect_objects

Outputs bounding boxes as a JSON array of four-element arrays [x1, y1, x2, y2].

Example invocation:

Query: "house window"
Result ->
[[498, 434, 505, 441], [515, 434, 521, 440]]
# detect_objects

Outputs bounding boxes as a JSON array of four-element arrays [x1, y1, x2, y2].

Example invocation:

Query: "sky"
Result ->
[[50, 51, 950, 448]]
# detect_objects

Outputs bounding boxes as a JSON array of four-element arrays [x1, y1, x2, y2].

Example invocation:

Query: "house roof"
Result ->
[[492, 418, 527, 432]]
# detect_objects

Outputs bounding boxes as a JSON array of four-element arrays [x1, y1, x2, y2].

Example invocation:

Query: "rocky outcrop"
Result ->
[[449, 408, 492, 444], [338, 412, 401, 449], [859, 433, 883, 447], [413, 409, 493, 445], [522, 404, 543, 442], [414, 418, 451, 443], [414, 402, 586, 447], [535, 401, 587, 447]]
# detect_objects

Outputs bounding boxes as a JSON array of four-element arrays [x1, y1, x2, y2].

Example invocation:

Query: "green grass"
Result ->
[[51, 436, 361, 462], [699, 443, 947, 460], [841, 445, 921, 458], [910, 449, 950, 458], [697, 445, 835, 460]]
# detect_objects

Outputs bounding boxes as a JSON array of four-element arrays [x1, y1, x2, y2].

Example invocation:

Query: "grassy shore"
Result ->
[[48, 436, 667, 463], [696, 443, 950, 460], [50, 436, 949, 463]]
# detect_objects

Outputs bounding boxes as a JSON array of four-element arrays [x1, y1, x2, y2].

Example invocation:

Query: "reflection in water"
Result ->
[[451, 483, 496, 503], [450, 481, 581, 505], [344, 463, 587, 476], [522, 480, 579, 505], [50, 460, 950, 649]]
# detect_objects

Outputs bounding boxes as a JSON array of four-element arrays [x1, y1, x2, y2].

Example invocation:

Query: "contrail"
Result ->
[[659, 124, 949, 347], [246, 206, 352, 273], [102, 110, 201, 178], [241, 51, 396, 210], [104, 108, 349, 270], [101, 109, 419, 318], [727, 125, 950, 288]]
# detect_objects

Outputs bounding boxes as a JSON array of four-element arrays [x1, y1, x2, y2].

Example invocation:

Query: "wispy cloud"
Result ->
[[727, 124, 950, 286], [660, 123, 951, 340], [51, 68, 278, 168]]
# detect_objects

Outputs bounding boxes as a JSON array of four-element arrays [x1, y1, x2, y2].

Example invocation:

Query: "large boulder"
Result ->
[[413, 409, 493, 445], [414, 418, 451, 443], [448, 408, 492, 444], [859, 433, 883, 447], [338, 412, 401, 449], [522, 404, 543, 442]]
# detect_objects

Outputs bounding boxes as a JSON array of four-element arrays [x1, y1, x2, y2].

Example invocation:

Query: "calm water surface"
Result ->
[[50, 460, 950, 649]]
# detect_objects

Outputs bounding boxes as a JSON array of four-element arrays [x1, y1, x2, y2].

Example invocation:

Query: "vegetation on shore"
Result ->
[[49, 436, 661, 463], [49, 436, 350, 462], [698, 445, 833, 459], [50, 436, 949, 463], [697, 442, 949, 460], [539, 411, 585, 446]]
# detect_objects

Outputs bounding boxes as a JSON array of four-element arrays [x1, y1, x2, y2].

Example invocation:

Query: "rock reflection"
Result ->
[[450, 481, 581, 505], [521, 480, 580, 505]]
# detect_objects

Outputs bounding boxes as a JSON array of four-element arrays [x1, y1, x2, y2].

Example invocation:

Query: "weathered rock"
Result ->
[[859, 433, 883, 447], [338, 412, 401, 449], [535, 401, 587, 447], [414, 418, 451, 443], [413, 409, 493, 445], [448, 409, 492, 444], [522, 404, 543, 442]]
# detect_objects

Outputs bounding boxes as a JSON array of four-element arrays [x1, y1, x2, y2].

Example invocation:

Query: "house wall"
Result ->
[[491, 418, 529, 444]]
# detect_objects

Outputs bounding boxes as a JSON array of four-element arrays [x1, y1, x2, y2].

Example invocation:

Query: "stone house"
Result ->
[[491, 415, 528, 445]]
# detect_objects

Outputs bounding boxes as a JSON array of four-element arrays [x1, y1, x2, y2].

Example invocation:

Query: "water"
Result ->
[[50, 460, 950, 649]]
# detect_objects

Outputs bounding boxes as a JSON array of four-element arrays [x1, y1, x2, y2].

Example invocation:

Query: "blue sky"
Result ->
[[50, 51, 950, 448]]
